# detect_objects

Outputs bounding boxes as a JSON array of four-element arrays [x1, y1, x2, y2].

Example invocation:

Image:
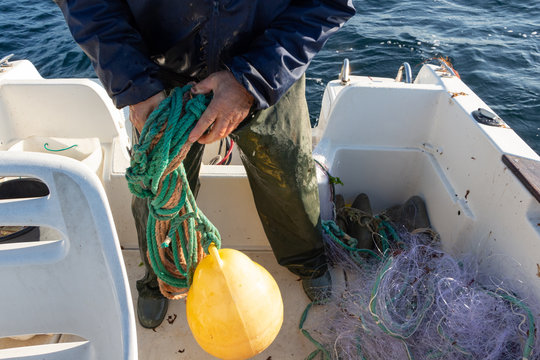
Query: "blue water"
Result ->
[[1, 1, 538, 152]]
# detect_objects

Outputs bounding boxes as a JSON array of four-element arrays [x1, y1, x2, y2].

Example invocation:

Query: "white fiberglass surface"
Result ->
[[327, 146, 540, 299]]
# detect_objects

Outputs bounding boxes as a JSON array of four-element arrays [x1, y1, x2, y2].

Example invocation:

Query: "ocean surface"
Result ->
[[1, 0, 538, 152]]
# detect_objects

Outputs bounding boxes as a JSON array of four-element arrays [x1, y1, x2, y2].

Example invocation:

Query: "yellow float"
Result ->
[[186, 244, 283, 360]]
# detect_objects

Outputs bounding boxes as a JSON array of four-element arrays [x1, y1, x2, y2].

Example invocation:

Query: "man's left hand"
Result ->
[[188, 70, 255, 144]]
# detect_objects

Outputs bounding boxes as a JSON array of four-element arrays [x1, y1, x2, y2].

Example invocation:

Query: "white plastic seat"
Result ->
[[0, 152, 137, 360]]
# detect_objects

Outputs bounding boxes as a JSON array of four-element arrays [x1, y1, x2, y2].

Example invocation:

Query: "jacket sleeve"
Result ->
[[57, 0, 165, 108], [225, 0, 355, 110]]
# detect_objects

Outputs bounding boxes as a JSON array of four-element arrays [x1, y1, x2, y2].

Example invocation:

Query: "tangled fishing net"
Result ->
[[302, 197, 540, 360]]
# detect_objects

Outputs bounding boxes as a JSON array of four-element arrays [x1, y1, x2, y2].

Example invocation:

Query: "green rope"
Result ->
[[321, 220, 382, 260], [43, 142, 78, 152], [299, 302, 331, 360], [126, 85, 221, 290], [485, 290, 536, 360]]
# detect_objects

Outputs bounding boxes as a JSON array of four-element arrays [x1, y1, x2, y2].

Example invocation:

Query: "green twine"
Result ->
[[126, 85, 221, 290], [321, 220, 382, 260], [299, 219, 397, 359], [43, 142, 77, 152], [300, 302, 332, 360], [486, 290, 536, 360]]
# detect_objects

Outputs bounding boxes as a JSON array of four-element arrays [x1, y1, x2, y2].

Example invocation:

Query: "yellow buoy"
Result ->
[[186, 244, 283, 360]]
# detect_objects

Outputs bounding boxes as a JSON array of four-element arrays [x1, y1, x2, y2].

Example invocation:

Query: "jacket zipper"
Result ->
[[207, 1, 220, 74]]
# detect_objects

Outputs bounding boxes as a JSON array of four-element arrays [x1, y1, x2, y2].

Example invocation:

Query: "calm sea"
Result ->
[[1, 0, 538, 152]]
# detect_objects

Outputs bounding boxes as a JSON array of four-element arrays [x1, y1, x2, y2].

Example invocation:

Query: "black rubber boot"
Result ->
[[137, 293, 169, 329], [334, 194, 347, 232], [334, 194, 345, 211], [384, 195, 431, 231], [349, 193, 374, 249], [336, 193, 375, 250], [302, 268, 332, 302]]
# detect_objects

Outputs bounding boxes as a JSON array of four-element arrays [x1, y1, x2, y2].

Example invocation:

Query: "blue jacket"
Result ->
[[57, 0, 355, 109]]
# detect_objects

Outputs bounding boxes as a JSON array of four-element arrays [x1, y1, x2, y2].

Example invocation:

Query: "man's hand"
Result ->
[[129, 91, 166, 133], [189, 71, 254, 144]]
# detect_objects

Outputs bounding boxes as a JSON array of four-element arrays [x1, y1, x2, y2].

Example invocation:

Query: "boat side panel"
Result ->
[[315, 65, 540, 300]]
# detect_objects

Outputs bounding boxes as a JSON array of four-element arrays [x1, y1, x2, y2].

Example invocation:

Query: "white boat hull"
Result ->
[[1, 59, 539, 359]]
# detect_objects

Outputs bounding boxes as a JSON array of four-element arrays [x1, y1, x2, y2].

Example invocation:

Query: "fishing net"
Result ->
[[303, 204, 540, 360]]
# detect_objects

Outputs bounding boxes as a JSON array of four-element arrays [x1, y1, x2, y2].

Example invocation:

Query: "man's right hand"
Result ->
[[129, 91, 166, 133]]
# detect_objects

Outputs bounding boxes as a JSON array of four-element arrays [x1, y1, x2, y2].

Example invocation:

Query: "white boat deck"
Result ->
[[0, 249, 317, 359], [122, 249, 313, 360]]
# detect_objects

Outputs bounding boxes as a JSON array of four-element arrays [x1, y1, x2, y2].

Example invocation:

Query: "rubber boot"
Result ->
[[302, 267, 332, 302], [335, 194, 345, 211], [137, 293, 169, 329], [132, 194, 170, 329], [336, 193, 374, 250], [349, 193, 374, 249], [334, 194, 347, 232], [384, 195, 431, 231]]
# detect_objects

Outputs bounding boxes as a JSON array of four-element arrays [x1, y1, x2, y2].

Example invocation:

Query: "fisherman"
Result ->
[[56, 0, 356, 329]]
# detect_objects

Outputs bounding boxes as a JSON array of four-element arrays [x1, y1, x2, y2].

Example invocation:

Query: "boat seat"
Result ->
[[0, 152, 137, 360], [6, 136, 104, 177]]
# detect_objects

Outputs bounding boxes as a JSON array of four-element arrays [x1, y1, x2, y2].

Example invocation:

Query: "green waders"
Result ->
[[133, 75, 327, 298]]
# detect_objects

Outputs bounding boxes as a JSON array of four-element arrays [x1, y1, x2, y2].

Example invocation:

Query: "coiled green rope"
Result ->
[[126, 85, 221, 297]]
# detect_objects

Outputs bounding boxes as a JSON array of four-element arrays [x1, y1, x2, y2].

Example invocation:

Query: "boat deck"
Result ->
[[122, 249, 314, 360], [0, 247, 318, 359]]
